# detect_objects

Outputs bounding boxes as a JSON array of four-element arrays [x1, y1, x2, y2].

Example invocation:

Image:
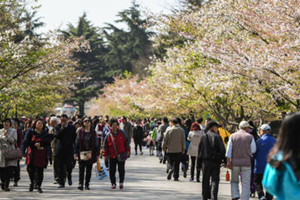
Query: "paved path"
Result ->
[[0, 148, 258, 200]]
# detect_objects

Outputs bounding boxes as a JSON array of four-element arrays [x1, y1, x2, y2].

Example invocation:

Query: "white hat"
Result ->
[[260, 124, 271, 131], [239, 121, 253, 129]]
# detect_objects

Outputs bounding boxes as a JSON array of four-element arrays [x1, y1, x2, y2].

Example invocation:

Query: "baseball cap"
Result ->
[[260, 124, 271, 131], [239, 121, 253, 129]]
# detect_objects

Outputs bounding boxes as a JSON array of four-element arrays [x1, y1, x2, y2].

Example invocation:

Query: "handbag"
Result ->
[[110, 134, 127, 162], [6, 148, 23, 160], [80, 151, 92, 161]]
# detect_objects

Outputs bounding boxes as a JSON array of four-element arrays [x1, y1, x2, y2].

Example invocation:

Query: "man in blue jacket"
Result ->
[[254, 124, 276, 200]]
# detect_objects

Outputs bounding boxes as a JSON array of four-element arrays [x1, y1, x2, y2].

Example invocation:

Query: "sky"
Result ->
[[34, 0, 179, 33]]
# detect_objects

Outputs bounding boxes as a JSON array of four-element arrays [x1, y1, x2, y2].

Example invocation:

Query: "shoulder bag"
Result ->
[[6, 148, 23, 160], [110, 134, 127, 162]]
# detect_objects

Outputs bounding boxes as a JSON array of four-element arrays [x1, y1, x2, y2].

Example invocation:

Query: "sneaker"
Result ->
[[140, 152, 143, 155], [183, 168, 187, 178], [85, 186, 90, 190], [259, 196, 266, 200], [13, 182, 18, 187], [53, 181, 58, 184], [111, 184, 116, 189], [167, 170, 173, 180], [197, 179, 200, 182], [189, 178, 194, 182], [78, 185, 83, 190], [174, 178, 179, 181], [119, 183, 123, 189], [57, 185, 65, 188]]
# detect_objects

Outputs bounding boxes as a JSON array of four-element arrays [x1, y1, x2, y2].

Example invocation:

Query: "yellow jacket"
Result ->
[[218, 127, 231, 145]]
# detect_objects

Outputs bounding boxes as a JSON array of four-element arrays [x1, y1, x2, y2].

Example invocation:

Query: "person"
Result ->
[[157, 117, 169, 163], [11, 118, 23, 187], [22, 118, 54, 193], [181, 118, 192, 178], [54, 114, 77, 188], [146, 133, 154, 156], [95, 118, 104, 152], [120, 116, 133, 141], [187, 122, 203, 182], [49, 116, 59, 184], [262, 112, 300, 200], [74, 117, 99, 190], [133, 121, 144, 155], [198, 121, 226, 200], [162, 118, 186, 181], [197, 118, 204, 130], [103, 119, 130, 189], [0, 118, 18, 192], [253, 124, 276, 200], [101, 119, 111, 169], [248, 120, 259, 197], [226, 121, 256, 200], [218, 121, 231, 146]]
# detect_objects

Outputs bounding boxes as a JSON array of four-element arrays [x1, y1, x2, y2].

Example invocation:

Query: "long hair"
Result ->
[[268, 112, 300, 170]]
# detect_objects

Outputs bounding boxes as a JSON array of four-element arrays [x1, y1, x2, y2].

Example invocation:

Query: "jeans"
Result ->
[[190, 156, 200, 180], [79, 161, 93, 186], [109, 158, 125, 185], [167, 153, 181, 179], [202, 160, 220, 200], [231, 166, 251, 200], [254, 174, 273, 200]]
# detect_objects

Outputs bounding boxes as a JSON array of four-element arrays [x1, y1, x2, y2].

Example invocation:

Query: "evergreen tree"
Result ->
[[60, 13, 110, 115], [103, 2, 153, 76]]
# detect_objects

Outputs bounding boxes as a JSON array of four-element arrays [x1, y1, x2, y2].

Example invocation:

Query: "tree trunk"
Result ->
[[78, 101, 85, 115]]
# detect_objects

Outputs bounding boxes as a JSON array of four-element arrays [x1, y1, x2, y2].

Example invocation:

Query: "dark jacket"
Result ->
[[75, 128, 99, 164], [198, 130, 226, 164], [133, 126, 144, 142], [22, 129, 53, 168], [54, 124, 76, 157]]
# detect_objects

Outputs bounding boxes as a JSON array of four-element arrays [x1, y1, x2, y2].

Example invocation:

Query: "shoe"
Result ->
[[4, 186, 10, 191], [189, 178, 194, 182], [259, 196, 266, 200], [167, 170, 173, 180], [174, 178, 179, 181], [232, 198, 240, 200], [197, 178, 200, 182], [78, 185, 83, 190], [13, 181, 18, 187], [251, 193, 255, 198], [85, 186, 90, 190], [53, 181, 58, 184], [140, 152, 143, 155], [68, 179, 72, 186], [111, 184, 116, 189], [119, 182, 123, 189], [57, 185, 65, 188], [183, 168, 187, 178], [1, 183, 4, 190], [159, 158, 163, 163], [34, 184, 37, 189], [135, 152, 137, 155], [29, 184, 33, 192], [38, 187, 43, 193]]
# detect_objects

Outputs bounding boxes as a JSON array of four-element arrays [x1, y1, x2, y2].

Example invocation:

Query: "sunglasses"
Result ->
[[84, 120, 90, 123]]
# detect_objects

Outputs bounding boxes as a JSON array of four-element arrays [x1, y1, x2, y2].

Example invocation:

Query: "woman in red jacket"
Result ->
[[103, 119, 130, 189]]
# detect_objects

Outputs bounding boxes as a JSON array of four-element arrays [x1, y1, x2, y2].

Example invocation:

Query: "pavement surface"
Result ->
[[0, 146, 258, 200]]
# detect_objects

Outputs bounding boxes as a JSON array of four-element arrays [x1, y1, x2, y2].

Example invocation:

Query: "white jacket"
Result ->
[[187, 130, 203, 157]]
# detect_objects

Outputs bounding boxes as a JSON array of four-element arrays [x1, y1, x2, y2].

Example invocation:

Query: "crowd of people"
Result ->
[[0, 112, 300, 200]]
